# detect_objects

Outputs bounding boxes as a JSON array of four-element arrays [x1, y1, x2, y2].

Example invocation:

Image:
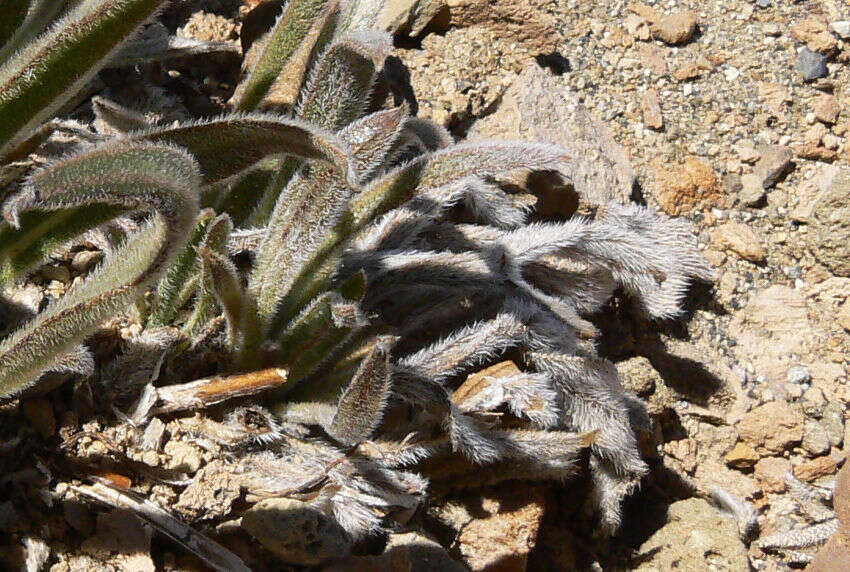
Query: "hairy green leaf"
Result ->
[[147, 209, 215, 328], [327, 335, 393, 445], [182, 213, 234, 337], [235, 0, 336, 111], [132, 114, 355, 185], [0, 0, 168, 158], [0, 141, 200, 397], [197, 245, 245, 344], [0, 204, 125, 285]]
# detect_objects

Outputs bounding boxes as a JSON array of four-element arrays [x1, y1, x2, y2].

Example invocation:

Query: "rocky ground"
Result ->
[[383, 0, 850, 569], [2, 0, 849, 570]]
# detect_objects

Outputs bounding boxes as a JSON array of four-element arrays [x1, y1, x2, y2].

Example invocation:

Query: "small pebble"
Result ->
[[786, 365, 811, 384], [795, 47, 828, 82], [70, 250, 104, 273]]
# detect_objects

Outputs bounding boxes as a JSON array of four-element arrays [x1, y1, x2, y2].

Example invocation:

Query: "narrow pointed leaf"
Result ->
[[0, 0, 169, 158], [235, 0, 336, 111], [181, 214, 235, 337], [92, 95, 150, 134], [131, 114, 355, 185], [327, 336, 393, 445], [147, 210, 216, 327], [297, 31, 391, 131], [197, 246, 245, 344], [0, 142, 200, 397], [250, 1, 340, 112], [245, 33, 391, 225], [249, 108, 405, 328]]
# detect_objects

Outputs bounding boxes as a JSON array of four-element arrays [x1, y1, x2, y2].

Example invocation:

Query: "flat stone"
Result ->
[[803, 421, 832, 456], [725, 442, 759, 469], [325, 532, 465, 572], [754, 456, 792, 493], [653, 11, 697, 45], [754, 145, 793, 188], [809, 532, 850, 572], [791, 18, 839, 54], [432, 483, 547, 571], [822, 401, 846, 447], [787, 365, 812, 384], [731, 286, 813, 392], [469, 65, 636, 210], [831, 21, 850, 39], [796, 47, 828, 82], [813, 94, 841, 124], [711, 222, 765, 262], [792, 163, 839, 223], [242, 498, 351, 565], [653, 156, 722, 215], [795, 143, 839, 163], [616, 356, 661, 397], [634, 498, 749, 571], [641, 88, 663, 130], [378, 0, 445, 36], [793, 455, 839, 482], [736, 400, 803, 454]]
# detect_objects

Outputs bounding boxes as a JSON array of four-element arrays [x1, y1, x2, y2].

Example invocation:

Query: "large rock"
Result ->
[[431, 483, 548, 571], [652, 156, 722, 215], [634, 498, 749, 571], [469, 65, 636, 209], [711, 222, 765, 262], [242, 498, 351, 565], [446, 0, 558, 47], [730, 285, 813, 388], [378, 0, 445, 36], [808, 167, 850, 277], [324, 532, 464, 572], [736, 401, 804, 454]]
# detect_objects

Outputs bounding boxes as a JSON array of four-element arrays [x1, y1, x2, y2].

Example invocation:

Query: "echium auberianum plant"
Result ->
[[0, 0, 713, 559]]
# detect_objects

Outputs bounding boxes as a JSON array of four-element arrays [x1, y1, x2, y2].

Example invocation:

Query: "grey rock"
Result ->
[[831, 21, 850, 40], [796, 47, 828, 82], [377, 0, 445, 36], [803, 421, 831, 456], [469, 65, 636, 209], [754, 145, 793, 188], [808, 168, 850, 276], [739, 173, 765, 206], [822, 401, 845, 448], [787, 365, 812, 384], [242, 498, 351, 565], [634, 498, 749, 571]]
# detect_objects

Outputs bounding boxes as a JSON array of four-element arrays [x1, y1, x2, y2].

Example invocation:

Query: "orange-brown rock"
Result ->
[[652, 157, 722, 215]]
